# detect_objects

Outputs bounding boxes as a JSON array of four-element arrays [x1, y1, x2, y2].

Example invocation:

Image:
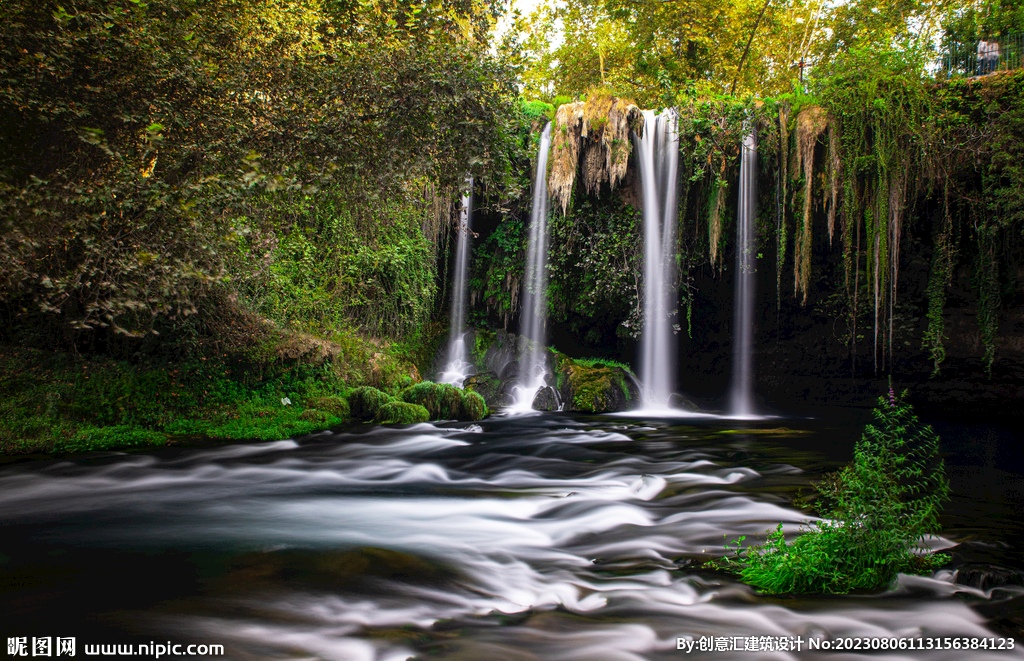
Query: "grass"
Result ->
[[0, 321, 446, 456]]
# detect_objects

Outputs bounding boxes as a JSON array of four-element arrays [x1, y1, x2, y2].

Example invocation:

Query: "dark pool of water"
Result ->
[[1, 409, 1021, 659]]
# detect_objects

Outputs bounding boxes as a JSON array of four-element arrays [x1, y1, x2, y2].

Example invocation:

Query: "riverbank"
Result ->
[[0, 318, 449, 458]]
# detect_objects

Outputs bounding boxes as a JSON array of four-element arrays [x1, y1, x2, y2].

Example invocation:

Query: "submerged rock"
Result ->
[[668, 392, 702, 412]]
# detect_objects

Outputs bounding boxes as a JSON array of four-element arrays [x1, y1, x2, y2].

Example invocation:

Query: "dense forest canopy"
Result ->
[[503, 0, 1024, 103]]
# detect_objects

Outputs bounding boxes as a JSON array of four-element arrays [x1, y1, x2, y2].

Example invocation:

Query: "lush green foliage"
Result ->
[[548, 197, 643, 345], [229, 189, 439, 338], [720, 391, 949, 593], [401, 381, 488, 420], [0, 0, 520, 340], [349, 386, 395, 421], [375, 401, 431, 425], [0, 343, 364, 454]]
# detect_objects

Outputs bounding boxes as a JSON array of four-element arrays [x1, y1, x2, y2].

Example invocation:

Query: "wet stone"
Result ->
[[532, 386, 560, 411]]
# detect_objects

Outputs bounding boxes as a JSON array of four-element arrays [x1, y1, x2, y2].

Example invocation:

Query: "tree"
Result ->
[[0, 0, 520, 339]]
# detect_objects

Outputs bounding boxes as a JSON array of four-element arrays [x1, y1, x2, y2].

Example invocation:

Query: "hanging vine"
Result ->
[[818, 48, 933, 373], [922, 173, 955, 376]]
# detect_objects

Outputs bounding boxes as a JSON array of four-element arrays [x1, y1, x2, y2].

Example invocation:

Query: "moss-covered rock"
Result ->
[[374, 401, 430, 425], [402, 381, 464, 419], [349, 386, 393, 421], [460, 390, 488, 421], [556, 358, 639, 413], [463, 371, 502, 407], [402, 381, 488, 421]]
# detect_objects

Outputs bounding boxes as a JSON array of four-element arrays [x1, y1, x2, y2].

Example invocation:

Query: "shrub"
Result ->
[[375, 401, 430, 425], [720, 389, 949, 593], [349, 386, 393, 421]]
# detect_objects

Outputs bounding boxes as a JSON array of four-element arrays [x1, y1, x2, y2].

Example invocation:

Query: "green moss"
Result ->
[[306, 396, 350, 418], [459, 391, 488, 421], [349, 386, 393, 421], [572, 356, 635, 376], [374, 401, 430, 425], [57, 426, 167, 453], [471, 331, 497, 370], [401, 381, 464, 420], [401, 381, 488, 421], [298, 409, 330, 424], [564, 360, 616, 412]]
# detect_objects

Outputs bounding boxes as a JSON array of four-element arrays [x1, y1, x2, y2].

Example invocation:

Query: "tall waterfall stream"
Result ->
[[2, 411, 1020, 660], [511, 123, 553, 412], [438, 183, 474, 389]]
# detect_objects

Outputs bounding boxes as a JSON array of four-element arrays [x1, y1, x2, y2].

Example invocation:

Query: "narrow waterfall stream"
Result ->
[[635, 110, 680, 411], [1, 412, 1020, 660], [438, 183, 473, 388], [511, 123, 553, 411], [730, 130, 757, 418]]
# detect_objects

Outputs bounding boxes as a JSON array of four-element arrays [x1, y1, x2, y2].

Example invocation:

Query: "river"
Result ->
[[1, 409, 1021, 659]]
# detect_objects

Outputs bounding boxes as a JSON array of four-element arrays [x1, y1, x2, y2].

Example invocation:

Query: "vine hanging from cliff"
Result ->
[[817, 48, 933, 372]]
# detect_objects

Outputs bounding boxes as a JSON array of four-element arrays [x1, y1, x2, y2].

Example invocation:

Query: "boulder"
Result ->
[[532, 386, 561, 411], [557, 359, 640, 413], [463, 371, 502, 408]]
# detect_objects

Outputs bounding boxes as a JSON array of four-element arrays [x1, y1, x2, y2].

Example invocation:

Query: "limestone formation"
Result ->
[[548, 96, 644, 215]]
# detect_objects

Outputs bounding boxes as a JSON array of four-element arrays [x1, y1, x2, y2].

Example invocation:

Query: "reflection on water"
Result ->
[[1, 412, 1021, 660]]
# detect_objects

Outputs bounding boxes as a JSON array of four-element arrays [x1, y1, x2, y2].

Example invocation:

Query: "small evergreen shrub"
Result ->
[[375, 401, 430, 425], [720, 389, 949, 593], [349, 386, 393, 421]]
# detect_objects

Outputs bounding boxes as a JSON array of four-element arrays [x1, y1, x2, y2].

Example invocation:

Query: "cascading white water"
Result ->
[[510, 124, 553, 412], [1, 416, 1006, 660], [439, 183, 473, 388], [635, 110, 680, 411], [730, 129, 757, 417]]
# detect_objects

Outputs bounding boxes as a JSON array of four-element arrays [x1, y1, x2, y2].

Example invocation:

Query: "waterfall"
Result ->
[[438, 182, 473, 388], [635, 110, 680, 410], [510, 123, 553, 411], [730, 128, 757, 417]]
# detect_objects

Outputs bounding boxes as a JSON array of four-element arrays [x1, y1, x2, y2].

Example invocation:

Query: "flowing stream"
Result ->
[[438, 183, 474, 388], [730, 129, 757, 418], [2, 410, 1021, 660], [511, 123, 553, 411], [635, 110, 681, 412]]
